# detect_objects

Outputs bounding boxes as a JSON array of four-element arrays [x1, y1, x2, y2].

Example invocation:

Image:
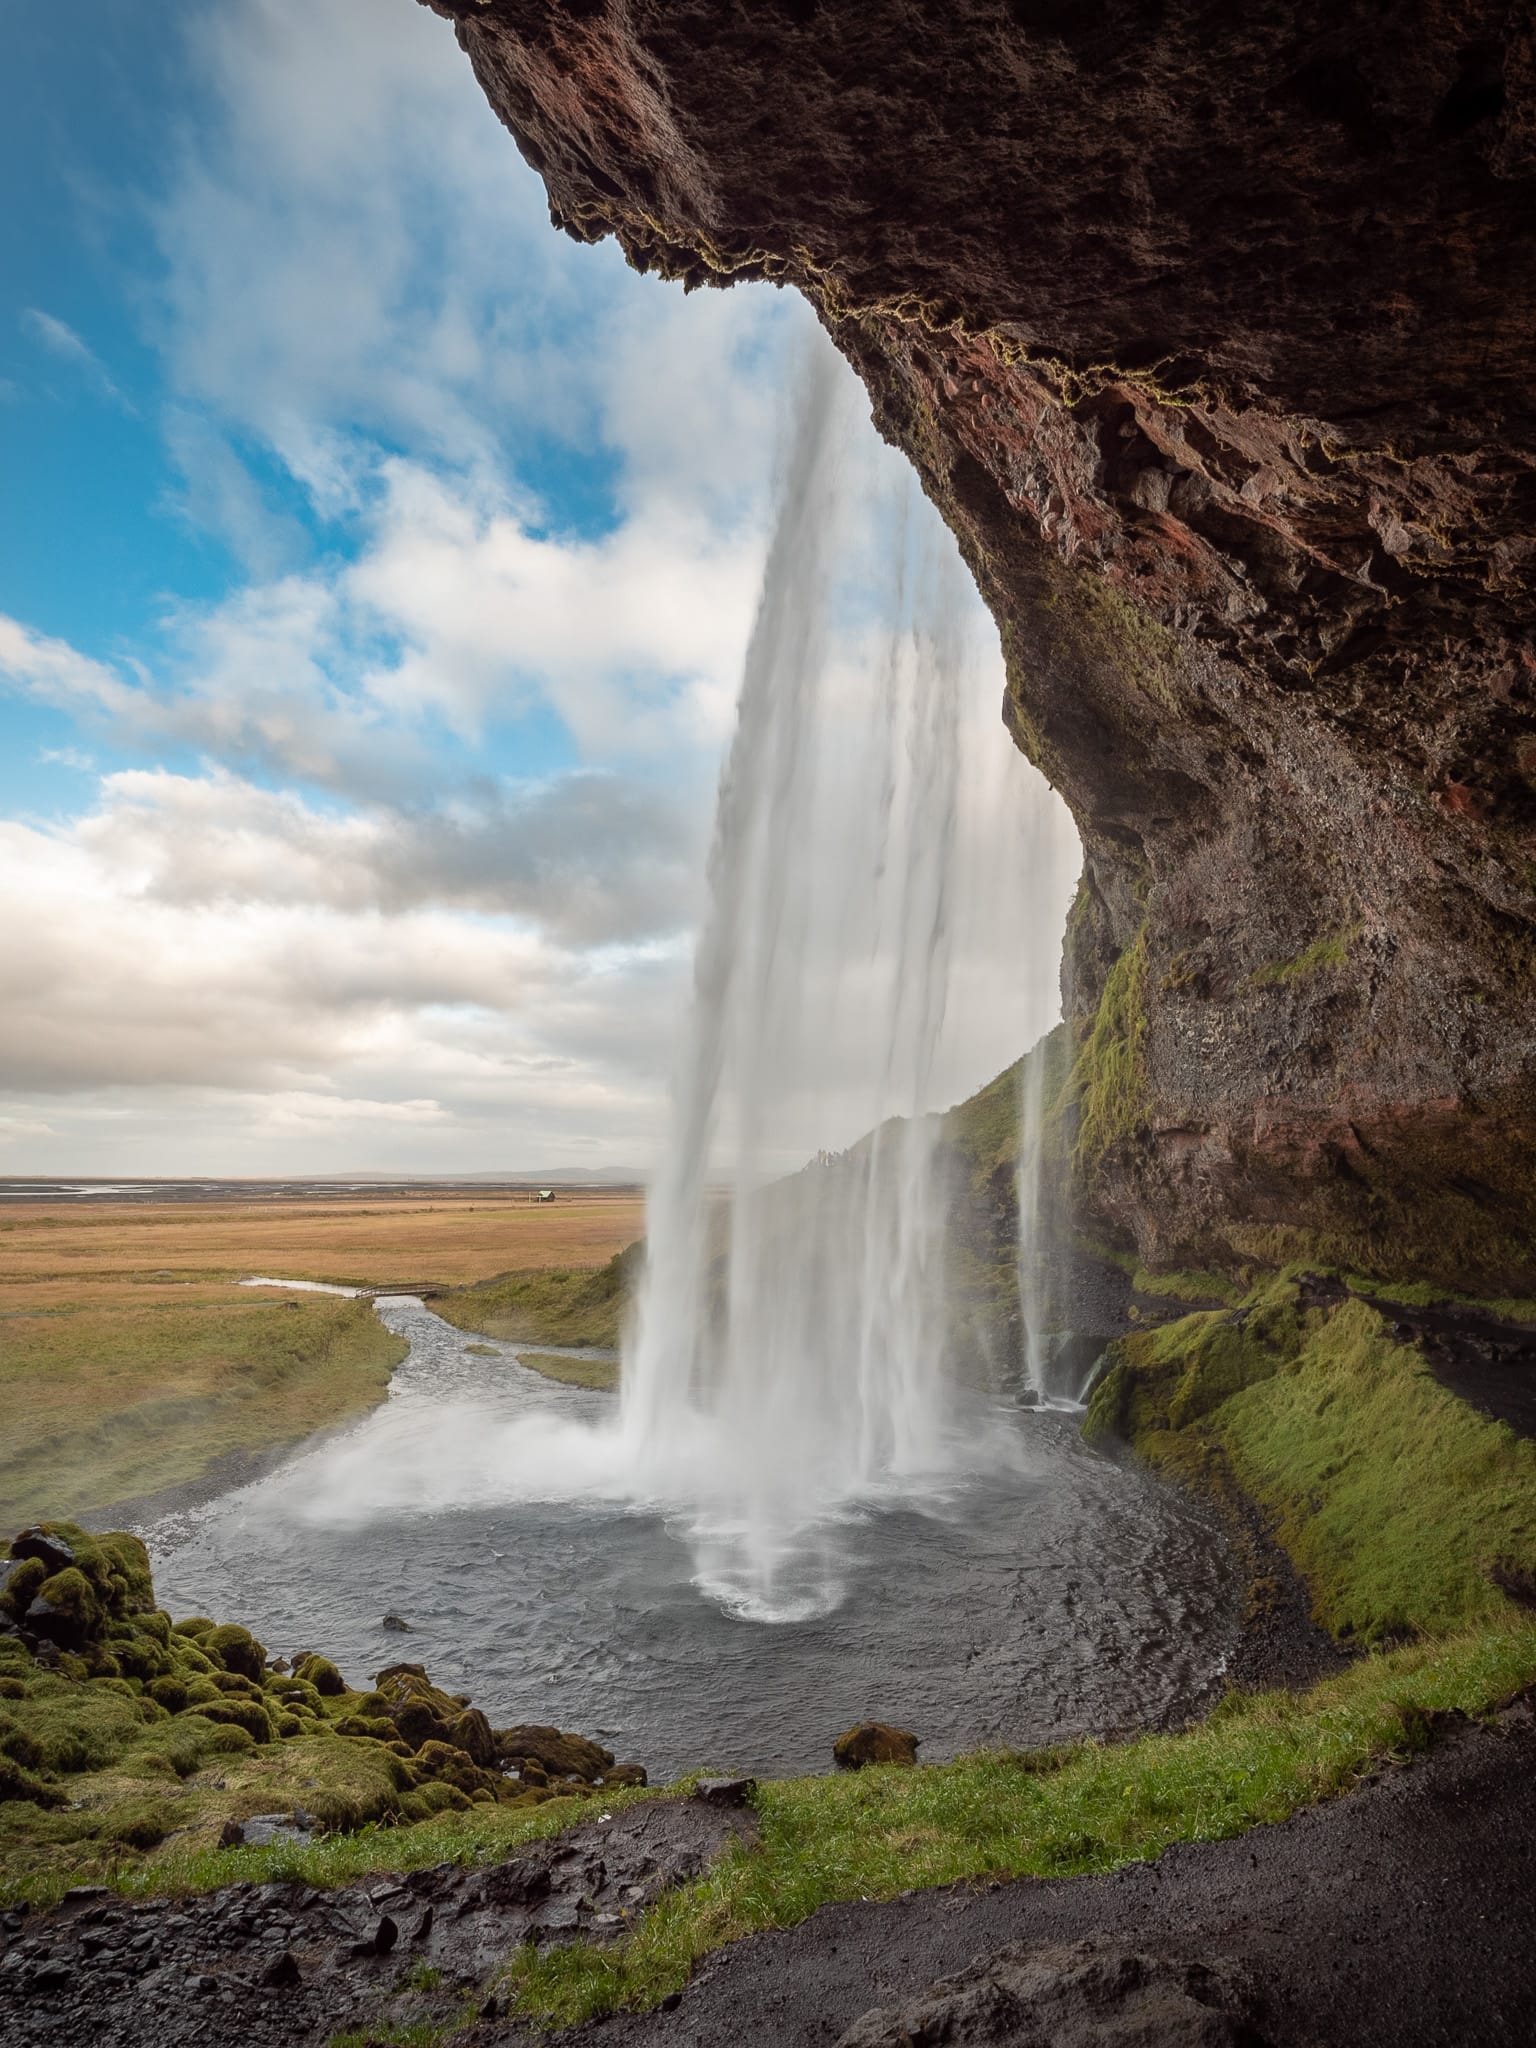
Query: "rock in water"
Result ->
[[382, 1614, 411, 1632], [833, 1722, 919, 1769], [835, 1940, 1272, 2046]]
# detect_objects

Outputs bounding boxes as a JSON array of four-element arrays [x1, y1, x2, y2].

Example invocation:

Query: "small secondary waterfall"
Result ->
[[622, 341, 1019, 1619]]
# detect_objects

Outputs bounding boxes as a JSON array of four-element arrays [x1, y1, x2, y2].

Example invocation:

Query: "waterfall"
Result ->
[[288, 330, 1082, 1628], [620, 339, 1019, 1620], [1018, 1042, 1050, 1402]]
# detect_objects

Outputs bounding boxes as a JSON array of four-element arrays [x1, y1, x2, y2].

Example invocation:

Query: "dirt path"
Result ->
[[6, 1710, 1534, 2043], [516, 1702, 1536, 2048]]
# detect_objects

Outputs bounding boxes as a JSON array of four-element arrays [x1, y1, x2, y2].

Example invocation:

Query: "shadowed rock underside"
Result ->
[[422, 0, 1536, 1290]]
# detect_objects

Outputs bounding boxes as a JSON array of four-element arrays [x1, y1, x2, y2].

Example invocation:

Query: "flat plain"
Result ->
[[0, 1188, 644, 1529]]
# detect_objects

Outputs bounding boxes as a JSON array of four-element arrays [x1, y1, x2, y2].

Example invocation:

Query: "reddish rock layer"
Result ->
[[421, 0, 1536, 1289]]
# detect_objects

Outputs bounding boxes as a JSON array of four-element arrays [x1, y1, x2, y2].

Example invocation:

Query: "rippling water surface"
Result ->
[[147, 1298, 1238, 1780]]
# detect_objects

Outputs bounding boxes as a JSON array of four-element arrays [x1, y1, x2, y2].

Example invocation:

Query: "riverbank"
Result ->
[[0, 1191, 641, 1528]]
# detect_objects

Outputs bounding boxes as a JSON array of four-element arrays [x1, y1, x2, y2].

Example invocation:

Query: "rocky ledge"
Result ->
[[420, 0, 1536, 1293], [0, 1795, 753, 2048]]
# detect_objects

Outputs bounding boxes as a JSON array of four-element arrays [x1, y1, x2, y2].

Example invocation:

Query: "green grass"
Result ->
[[500, 1621, 1536, 2024], [434, 1248, 638, 1350], [0, 1295, 406, 1526], [1247, 924, 1361, 988], [514, 1352, 619, 1392], [1086, 1279, 1536, 1641], [1342, 1273, 1536, 1325], [1130, 1265, 1244, 1306]]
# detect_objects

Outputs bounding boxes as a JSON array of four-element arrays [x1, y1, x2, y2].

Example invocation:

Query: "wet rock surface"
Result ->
[[532, 1703, 1536, 2048], [0, 1795, 754, 2046], [834, 1939, 1271, 2046]]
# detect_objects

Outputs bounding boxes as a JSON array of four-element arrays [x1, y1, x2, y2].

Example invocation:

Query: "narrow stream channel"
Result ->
[[146, 1294, 1240, 1781]]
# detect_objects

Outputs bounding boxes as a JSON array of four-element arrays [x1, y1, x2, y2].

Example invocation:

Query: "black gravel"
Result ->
[[0, 1794, 754, 2047]]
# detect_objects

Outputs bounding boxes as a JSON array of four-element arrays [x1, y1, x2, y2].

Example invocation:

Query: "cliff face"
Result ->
[[422, 0, 1536, 1290]]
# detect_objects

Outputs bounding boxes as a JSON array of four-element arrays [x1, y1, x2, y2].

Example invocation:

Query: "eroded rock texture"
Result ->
[[421, 0, 1536, 1289]]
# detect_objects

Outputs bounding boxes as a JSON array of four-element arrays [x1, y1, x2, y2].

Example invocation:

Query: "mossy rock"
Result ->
[[410, 1738, 509, 1801], [334, 1714, 397, 1743], [494, 1723, 614, 1784], [293, 1654, 346, 1698], [195, 1697, 277, 1744], [1, 1558, 46, 1620], [203, 1624, 267, 1682]]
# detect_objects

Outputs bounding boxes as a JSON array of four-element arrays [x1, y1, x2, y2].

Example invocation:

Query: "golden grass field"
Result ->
[[0, 1189, 644, 1530]]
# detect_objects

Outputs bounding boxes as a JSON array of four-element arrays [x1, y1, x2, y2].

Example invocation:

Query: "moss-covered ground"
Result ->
[[434, 1246, 640, 1351], [0, 1524, 643, 1911], [0, 1295, 405, 1529]]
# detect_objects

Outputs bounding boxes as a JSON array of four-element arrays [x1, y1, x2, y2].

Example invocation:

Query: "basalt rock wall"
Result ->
[[422, 0, 1536, 1291]]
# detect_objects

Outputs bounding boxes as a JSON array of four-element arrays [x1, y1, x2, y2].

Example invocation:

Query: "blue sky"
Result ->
[[0, 0, 1076, 1176]]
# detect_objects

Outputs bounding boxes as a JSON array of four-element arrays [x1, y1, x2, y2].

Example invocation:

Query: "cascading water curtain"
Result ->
[[621, 332, 1073, 1621]]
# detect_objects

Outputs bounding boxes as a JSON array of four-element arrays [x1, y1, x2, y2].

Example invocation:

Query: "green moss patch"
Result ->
[[1086, 1280, 1536, 1642], [1246, 924, 1362, 989], [1068, 927, 1149, 1170]]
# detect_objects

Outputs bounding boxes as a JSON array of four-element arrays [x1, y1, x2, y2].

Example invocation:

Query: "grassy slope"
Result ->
[[0, 1296, 405, 1527], [1084, 1279, 1536, 1640], [434, 1246, 639, 1351]]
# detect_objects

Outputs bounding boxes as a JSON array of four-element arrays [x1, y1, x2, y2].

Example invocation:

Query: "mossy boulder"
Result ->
[[410, 1739, 515, 1803], [494, 1723, 614, 1784], [203, 1623, 267, 1682], [372, 1663, 470, 1752], [293, 1653, 346, 1697], [833, 1722, 920, 1769]]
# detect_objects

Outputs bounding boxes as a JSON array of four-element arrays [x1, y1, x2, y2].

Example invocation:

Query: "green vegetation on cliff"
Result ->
[[1069, 926, 1149, 1170], [1085, 1280, 1536, 1641]]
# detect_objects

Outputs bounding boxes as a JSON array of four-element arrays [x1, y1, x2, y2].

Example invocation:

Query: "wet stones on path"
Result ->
[[0, 1794, 756, 2047]]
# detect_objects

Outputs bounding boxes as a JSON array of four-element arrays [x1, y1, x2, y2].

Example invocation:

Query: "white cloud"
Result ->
[[21, 307, 134, 412], [0, 0, 1084, 1179]]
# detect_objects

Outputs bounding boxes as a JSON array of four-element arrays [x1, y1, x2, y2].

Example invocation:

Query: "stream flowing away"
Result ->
[[148, 340, 1239, 1773]]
